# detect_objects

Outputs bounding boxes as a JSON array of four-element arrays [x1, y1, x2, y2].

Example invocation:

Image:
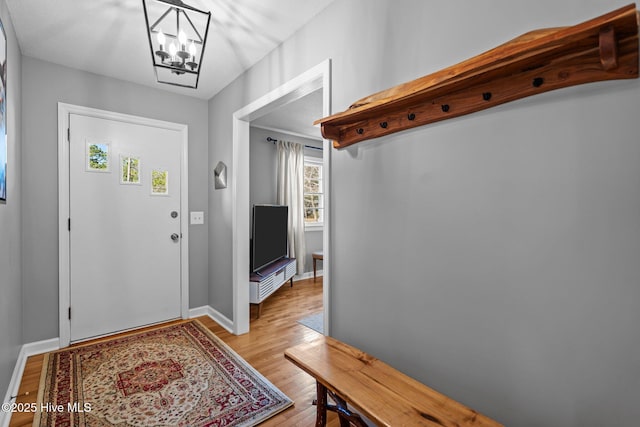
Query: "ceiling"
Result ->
[[251, 88, 323, 140], [6, 0, 336, 100]]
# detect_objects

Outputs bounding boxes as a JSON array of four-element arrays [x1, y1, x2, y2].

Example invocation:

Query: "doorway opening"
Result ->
[[231, 60, 331, 335]]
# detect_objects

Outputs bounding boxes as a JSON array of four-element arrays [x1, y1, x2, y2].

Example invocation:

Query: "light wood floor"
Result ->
[[9, 276, 340, 426]]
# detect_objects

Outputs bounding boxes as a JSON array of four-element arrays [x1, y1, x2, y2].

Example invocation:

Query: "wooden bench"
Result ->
[[285, 336, 502, 427]]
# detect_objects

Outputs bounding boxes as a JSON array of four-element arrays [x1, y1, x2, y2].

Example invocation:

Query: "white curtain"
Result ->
[[276, 140, 306, 274]]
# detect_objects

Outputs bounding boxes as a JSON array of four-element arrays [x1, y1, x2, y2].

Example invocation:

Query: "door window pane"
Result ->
[[151, 170, 169, 195], [86, 141, 111, 172], [121, 155, 141, 184]]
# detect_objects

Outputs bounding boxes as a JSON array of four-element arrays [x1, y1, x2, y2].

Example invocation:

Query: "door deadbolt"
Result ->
[[171, 233, 180, 242]]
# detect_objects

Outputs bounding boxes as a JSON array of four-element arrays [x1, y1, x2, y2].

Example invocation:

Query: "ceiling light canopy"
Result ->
[[142, 0, 211, 89]]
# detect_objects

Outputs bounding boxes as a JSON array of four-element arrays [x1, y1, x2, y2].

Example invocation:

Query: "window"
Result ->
[[120, 155, 141, 185], [86, 141, 110, 172], [151, 170, 169, 195], [304, 156, 323, 227]]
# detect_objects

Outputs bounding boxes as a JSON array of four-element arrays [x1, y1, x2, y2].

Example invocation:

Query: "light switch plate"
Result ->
[[190, 211, 204, 225]]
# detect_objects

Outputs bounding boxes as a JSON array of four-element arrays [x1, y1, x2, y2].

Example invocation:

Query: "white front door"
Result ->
[[69, 113, 182, 342]]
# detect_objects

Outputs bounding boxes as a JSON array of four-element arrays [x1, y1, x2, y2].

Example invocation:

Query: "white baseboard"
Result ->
[[189, 306, 234, 334], [1, 338, 60, 427], [294, 270, 324, 281], [188, 305, 211, 319], [22, 338, 60, 356]]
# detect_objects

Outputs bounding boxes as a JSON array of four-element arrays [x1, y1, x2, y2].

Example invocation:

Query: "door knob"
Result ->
[[171, 233, 180, 242]]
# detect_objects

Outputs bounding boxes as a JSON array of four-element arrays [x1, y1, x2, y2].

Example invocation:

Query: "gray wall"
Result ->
[[249, 126, 323, 275], [0, 0, 22, 401], [249, 127, 278, 208], [208, 0, 640, 425], [21, 57, 209, 343]]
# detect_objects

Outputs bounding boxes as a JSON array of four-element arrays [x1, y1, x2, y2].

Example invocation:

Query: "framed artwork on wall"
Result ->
[[0, 18, 6, 204]]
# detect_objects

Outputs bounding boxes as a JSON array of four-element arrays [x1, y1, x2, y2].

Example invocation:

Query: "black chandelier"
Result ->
[[142, 0, 211, 89]]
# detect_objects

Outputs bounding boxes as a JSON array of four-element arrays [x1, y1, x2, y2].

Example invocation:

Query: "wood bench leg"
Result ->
[[313, 381, 367, 427], [315, 381, 328, 427]]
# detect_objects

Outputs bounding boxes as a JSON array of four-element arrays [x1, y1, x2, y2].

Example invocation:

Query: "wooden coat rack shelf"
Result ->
[[316, 4, 639, 149]]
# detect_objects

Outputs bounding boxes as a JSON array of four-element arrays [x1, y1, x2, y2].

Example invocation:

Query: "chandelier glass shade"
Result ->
[[142, 0, 211, 88]]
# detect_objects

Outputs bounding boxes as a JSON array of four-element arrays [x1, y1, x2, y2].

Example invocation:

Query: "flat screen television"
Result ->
[[252, 204, 288, 272]]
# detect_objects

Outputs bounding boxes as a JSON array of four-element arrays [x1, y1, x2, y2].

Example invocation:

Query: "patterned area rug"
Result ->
[[34, 320, 293, 426]]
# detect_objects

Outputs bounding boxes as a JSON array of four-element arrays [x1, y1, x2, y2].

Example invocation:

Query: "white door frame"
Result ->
[[58, 103, 190, 347], [232, 59, 331, 335]]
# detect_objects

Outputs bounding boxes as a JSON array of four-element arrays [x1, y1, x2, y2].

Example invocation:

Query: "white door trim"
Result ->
[[58, 103, 190, 347], [231, 59, 332, 335]]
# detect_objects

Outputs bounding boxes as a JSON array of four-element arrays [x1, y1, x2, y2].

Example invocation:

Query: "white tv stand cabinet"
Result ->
[[249, 257, 296, 318]]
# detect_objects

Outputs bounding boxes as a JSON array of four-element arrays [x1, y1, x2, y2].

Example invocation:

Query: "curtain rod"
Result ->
[[266, 136, 323, 151]]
